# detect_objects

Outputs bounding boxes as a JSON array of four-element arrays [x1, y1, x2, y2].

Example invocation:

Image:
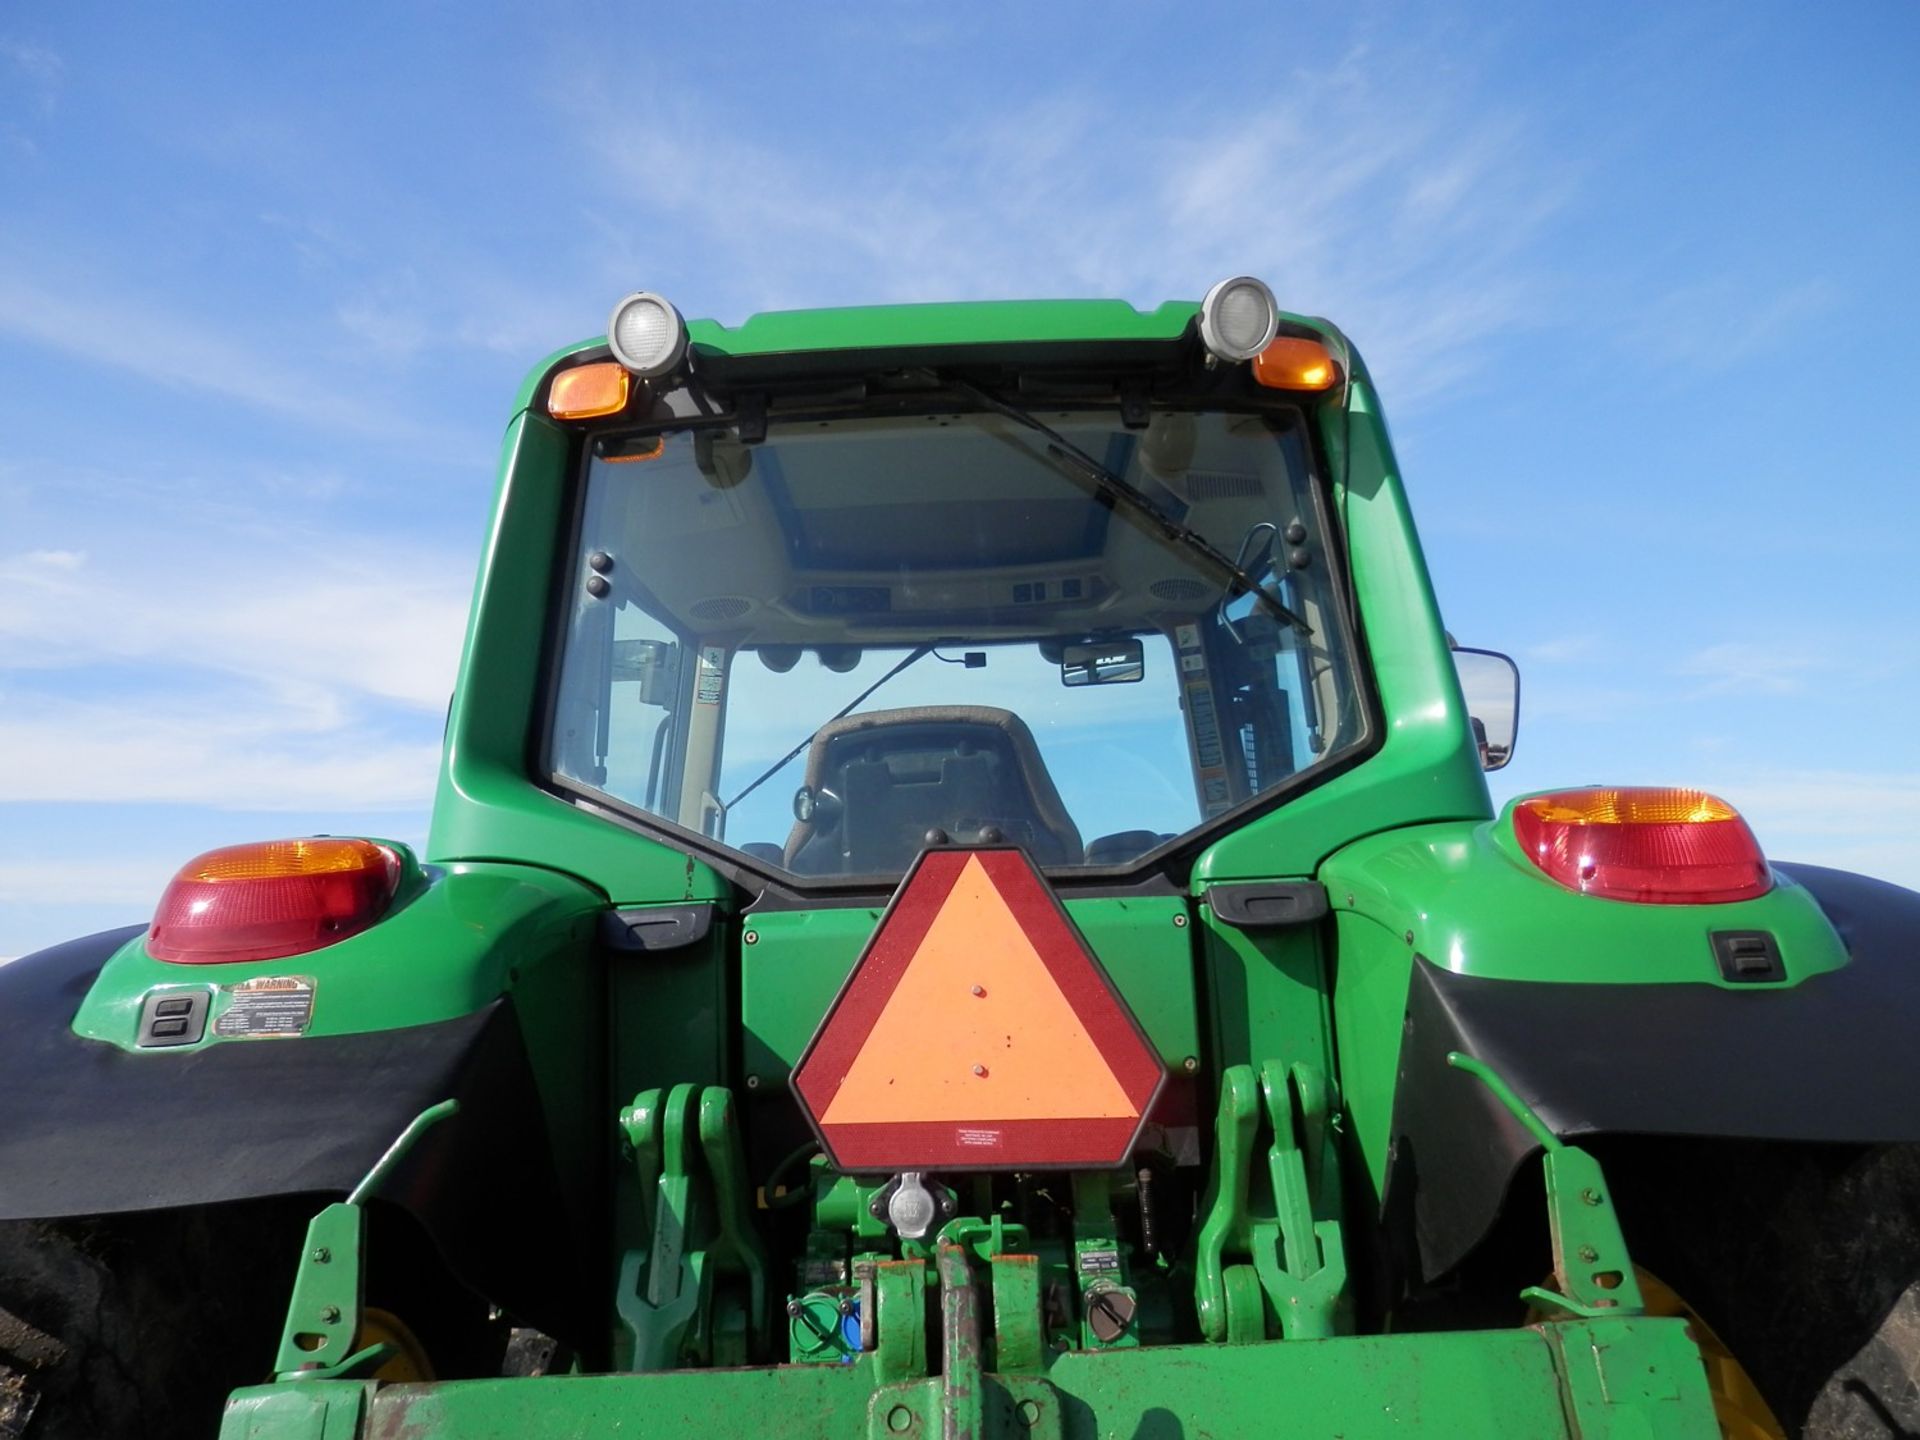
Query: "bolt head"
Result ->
[[744, 931, 758, 945], [320, 1305, 342, 1324], [1577, 1245, 1599, 1263], [1182, 1056, 1199, 1072], [1172, 913, 1188, 928], [310, 1247, 331, 1264]]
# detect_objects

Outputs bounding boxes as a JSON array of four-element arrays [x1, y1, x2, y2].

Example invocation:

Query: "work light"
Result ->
[[607, 291, 688, 378], [1198, 276, 1280, 362]]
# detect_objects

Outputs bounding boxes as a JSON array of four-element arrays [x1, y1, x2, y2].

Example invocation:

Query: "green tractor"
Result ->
[[6, 280, 1918, 1440]]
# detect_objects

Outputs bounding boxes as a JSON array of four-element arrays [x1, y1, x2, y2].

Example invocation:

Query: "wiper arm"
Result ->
[[948, 379, 1312, 636]]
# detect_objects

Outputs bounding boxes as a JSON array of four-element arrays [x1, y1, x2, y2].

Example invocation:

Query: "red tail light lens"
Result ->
[[148, 838, 402, 964], [1512, 788, 1770, 904]]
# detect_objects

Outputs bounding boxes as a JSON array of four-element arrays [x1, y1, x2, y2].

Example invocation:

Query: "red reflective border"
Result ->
[[791, 848, 1166, 1171]]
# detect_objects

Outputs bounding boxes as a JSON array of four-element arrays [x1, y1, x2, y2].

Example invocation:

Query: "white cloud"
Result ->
[[0, 536, 468, 712], [1635, 276, 1840, 373], [1525, 633, 1603, 664], [571, 48, 1570, 411], [0, 498, 468, 810], [0, 39, 63, 92], [0, 689, 442, 810], [0, 856, 178, 907], [0, 256, 466, 444], [1676, 640, 1818, 697], [1694, 767, 1920, 891]]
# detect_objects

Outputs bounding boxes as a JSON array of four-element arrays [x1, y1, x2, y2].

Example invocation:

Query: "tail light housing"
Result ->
[[148, 838, 403, 964], [1512, 788, 1771, 904]]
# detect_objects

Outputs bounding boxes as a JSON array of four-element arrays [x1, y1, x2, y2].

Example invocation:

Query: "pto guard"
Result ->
[[222, 1317, 1715, 1438]]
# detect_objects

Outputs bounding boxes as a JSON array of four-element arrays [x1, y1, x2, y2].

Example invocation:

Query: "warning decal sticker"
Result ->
[[213, 975, 316, 1039], [695, 646, 726, 705]]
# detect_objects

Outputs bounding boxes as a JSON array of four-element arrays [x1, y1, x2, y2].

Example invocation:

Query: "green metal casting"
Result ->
[[616, 1085, 769, 1371], [1193, 1062, 1347, 1344]]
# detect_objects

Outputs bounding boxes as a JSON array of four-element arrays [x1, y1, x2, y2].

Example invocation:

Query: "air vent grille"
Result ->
[[1184, 470, 1263, 500], [1150, 578, 1210, 602], [690, 596, 752, 621]]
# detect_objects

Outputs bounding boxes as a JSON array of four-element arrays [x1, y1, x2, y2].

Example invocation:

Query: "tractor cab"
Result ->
[[547, 381, 1366, 889]]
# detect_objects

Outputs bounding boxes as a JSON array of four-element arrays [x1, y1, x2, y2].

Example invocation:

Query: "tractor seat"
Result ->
[[784, 706, 1083, 875]]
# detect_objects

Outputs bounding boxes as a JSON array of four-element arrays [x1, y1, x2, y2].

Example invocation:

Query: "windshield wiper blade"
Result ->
[[948, 379, 1312, 636]]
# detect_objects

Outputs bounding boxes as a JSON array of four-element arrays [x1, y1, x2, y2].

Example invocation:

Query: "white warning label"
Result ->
[[695, 646, 726, 705], [213, 975, 315, 1039]]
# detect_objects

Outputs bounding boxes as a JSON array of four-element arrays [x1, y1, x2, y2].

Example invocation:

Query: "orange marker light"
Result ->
[[547, 362, 631, 420], [1253, 337, 1339, 391]]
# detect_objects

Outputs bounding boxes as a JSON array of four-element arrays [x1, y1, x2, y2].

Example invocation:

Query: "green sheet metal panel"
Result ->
[[740, 897, 1200, 1088]]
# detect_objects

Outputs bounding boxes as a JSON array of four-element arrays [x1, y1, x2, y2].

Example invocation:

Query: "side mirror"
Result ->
[[1061, 638, 1145, 687], [1452, 647, 1520, 771]]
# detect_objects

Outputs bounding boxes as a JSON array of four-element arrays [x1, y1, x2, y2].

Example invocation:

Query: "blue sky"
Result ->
[[3, 2, 1917, 955]]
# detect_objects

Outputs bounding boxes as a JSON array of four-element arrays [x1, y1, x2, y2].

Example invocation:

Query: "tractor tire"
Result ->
[[1617, 1141, 1920, 1438], [0, 1211, 294, 1440], [1791, 1146, 1920, 1440]]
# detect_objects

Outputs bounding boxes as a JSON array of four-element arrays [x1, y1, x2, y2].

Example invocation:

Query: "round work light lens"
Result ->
[[606, 292, 688, 377], [1215, 287, 1269, 350]]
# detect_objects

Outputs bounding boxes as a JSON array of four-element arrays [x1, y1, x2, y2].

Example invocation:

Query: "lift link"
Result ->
[[616, 1084, 771, 1370], [1193, 1062, 1348, 1343]]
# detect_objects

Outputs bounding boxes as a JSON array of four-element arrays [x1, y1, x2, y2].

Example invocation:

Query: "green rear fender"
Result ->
[[1323, 808, 1850, 1200]]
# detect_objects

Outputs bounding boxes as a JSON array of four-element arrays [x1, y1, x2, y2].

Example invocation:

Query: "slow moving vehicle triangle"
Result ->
[[793, 848, 1164, 1170]]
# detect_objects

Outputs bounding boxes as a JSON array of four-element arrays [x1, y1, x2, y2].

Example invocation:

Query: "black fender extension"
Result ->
[[1387, 863, 1920, 1281], [0, 927, 592, 1344]]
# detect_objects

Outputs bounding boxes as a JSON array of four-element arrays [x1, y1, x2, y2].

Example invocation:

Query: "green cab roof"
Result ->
[[684, 297, 1200, 354], [514, 296, 1346, 413]]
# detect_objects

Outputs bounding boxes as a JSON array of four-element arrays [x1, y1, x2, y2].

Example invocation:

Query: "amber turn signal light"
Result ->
[[1253, 337, 1339, 391], [548, 362, 631, 420]]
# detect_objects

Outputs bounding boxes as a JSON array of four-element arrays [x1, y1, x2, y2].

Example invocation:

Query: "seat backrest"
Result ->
[[784, 706, 1083, 875]]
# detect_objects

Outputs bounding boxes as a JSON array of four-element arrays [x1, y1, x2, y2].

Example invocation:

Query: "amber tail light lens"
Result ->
[[148, 838, 402, 964], [1512, 788, 1771, 904]]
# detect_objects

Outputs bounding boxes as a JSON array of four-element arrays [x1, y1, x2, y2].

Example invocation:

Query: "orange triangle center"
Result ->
[[821, 855, 1138, 1125]]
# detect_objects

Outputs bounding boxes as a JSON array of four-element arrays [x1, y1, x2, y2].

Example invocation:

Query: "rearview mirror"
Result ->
[[1451, 647, 1520, 770], [1061, 638, 1145, 687]]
